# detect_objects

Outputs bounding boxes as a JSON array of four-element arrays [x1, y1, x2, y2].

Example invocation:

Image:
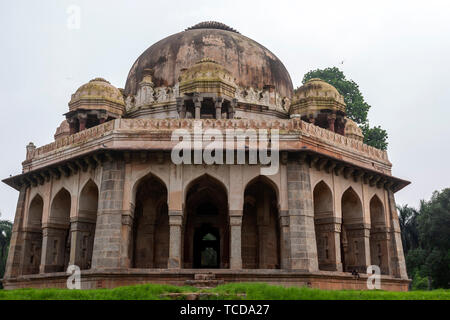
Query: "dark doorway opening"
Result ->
[[194, 225, 220, 268]]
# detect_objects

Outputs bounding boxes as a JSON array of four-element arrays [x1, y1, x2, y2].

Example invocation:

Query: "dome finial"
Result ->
[[185, 21, 240, 34]]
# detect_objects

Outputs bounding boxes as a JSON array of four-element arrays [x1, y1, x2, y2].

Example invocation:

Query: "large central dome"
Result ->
[[124, 22, 294, 99]]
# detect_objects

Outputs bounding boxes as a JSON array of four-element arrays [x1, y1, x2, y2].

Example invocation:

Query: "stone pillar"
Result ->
[[327, 114, 336, 132], [67, 118, 77, 134], [3, 186, 27, 278], [176, 97, 186, 119], [314, 217, 342, 271], [370, 227, 391, 275], [168, 211, 182, 269], [78, 113, 87, 131], [40, 223, 70, 273], [229, 213, 243, 269], [387, 189, 408, 279], [69, 217, 96, 270], [215, 97, 223, 119], [279, 210, 290, 270], [286, 156, 318, 271], [344, 223, 371, 273], [91, 158, 125, 269], [229, 98, 237, 119], [194, 96, 202, 119]]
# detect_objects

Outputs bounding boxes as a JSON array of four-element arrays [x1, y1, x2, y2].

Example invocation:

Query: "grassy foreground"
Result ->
[[0, 282, 449, 300]]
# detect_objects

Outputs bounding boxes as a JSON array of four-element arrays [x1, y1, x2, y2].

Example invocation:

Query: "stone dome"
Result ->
[[124, 22, 294, 99], [69, 78, 125, 116], [294, 78, 345, 105], [345, 118, 364, 142]]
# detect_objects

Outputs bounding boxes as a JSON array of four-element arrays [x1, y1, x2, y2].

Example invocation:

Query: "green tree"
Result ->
[[0, 220, 13, 284], [302, 67, 388, 150], [401, 188, 450, 289]]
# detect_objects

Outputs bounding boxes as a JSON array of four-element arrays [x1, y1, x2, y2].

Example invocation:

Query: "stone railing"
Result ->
[[29, 118, 389, 163]]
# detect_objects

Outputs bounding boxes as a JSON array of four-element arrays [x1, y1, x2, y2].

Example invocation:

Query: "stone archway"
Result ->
[[43, 188, 71, 273], [132, 174, 169, 268], [341, 187, 367, 273], [22, 195, 44, 275], [183, 175, 229, 269], [242, 177, 280, 269], [313, 181, 340, 271], [76, 180, 98, 270], [369, 195, 390, 275]]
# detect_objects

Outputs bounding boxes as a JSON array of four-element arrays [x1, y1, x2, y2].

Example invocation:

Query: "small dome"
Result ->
[[345, 118, 364, 142], [179, 58, 236, 97], [294, 78, 345, 104], [290, 78, 346, 116], [54, 120, 70, 140], [69, 78, 125, 116]]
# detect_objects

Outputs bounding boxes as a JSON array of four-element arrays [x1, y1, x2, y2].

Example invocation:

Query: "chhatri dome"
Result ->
[[2, 22, 410, 292]]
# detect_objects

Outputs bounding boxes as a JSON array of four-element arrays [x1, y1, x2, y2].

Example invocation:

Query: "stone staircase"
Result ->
[[184, 272, 224, 288]]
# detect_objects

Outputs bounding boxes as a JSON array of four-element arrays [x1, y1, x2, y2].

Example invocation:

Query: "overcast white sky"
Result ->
[[0, 0, 449, 221]]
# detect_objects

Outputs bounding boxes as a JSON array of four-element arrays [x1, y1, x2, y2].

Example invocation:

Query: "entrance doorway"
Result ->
[[194, 226, 220, 268]]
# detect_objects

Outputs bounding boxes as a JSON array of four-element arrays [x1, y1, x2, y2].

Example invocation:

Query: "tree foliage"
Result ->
[[0, 220, 13, 285], [302, 67, 388, 150], [399, 188, 450, 289]]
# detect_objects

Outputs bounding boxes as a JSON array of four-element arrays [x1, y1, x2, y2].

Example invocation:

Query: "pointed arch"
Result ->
[[22, 194, 44, 275], [313, 181, 337, 271], [340, 187, 365, 272], [369, 195, 389, 274], [132, 172, 169, 268], [242, 176, 280, 269], [76, 179, 98, 270], [183, 174, 229, 268], [43, 188, 71, 273]]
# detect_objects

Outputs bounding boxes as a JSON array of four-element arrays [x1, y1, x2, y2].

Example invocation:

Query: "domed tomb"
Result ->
[[124, 22, 293, 119]]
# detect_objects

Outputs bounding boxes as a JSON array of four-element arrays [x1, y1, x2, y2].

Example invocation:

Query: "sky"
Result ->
[[0, 0, 449, 221]]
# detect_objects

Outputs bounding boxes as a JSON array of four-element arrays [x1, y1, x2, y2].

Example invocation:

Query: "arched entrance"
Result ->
[[369, 195, 390, 275], [341, 187, 365, 273], [313, 181, 339, 271], [77, 180, 98, 270], [183, 175, 229, 268], [132, 174, 169, 268], [22, 195, 43, 275], [242, 177, 280, 269], [44, 188, 71, 273]]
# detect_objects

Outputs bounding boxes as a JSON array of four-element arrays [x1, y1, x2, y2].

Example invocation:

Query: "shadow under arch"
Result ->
[[242, 176, 280, 269], [369, 195, 389, 275], [43, 188, 71, 273], [21, 194, 44, 275], [132, 172, 169, 268], [313, 180, 340, 271], [340, 187, 366, 273], [76, 179, 99, 270], [183, 174, 229, 269]]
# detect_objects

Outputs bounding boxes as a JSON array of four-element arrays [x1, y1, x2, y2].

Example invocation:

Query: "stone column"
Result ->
[[286, 155, 318, 271], [67, 118, 77, 134], [78, 113, 87, 131], [69, 217, 96, 270], [168, 211, 182, 269], [4, 186, 27, 278], [229, 213, 243, 269], [194, 96, 202, 119], [327, 114, 336, 132], [91, 158, 126, 269], [176, 97, 186, 119], [278, 210, 290, 270], [229, 98, 237, 119], [314, 217, 342, 271], [370, 227, 391, 275], [387, 189, 408, 279], [344, 223, 371, 273], [215, 97, 223, 120], [40, 223, 70, 273]]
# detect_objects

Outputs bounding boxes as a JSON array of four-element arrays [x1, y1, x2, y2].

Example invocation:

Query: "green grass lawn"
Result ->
[[0, 282, 449, 300]]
